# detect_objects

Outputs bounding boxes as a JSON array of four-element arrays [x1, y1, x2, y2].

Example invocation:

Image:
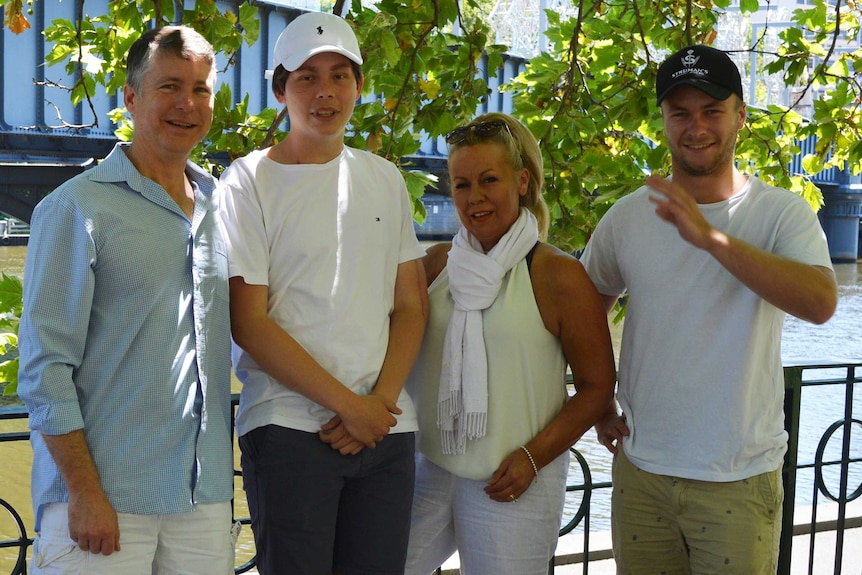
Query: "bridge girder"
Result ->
[[0, 162, 92, 223], [0, 132, 115, 222]]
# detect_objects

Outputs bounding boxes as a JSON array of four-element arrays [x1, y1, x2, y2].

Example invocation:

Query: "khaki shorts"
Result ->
[[612, 448, 783, 574]]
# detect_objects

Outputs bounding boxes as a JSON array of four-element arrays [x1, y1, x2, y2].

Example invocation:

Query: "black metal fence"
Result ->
[[1, 360, 860, 574], [780, 361, 862, 574]]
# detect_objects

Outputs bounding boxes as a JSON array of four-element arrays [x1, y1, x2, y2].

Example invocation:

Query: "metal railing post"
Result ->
[[779, 365, 803, 575]]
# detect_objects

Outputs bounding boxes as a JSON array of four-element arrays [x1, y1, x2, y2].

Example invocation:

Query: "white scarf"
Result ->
[[438, 208, 539, 454]]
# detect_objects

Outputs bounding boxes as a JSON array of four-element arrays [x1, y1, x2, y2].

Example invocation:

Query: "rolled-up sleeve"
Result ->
[[18, 196, 96, 436]]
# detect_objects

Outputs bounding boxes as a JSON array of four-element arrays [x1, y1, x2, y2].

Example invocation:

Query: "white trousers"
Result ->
[[31, 502, 237, 575], [405, 450, 569, 575]]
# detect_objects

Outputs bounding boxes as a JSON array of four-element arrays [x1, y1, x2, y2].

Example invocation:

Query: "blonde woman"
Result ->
[[404, 113, 617, 575]]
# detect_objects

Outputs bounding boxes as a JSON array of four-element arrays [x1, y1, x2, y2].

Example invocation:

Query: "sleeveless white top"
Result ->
[[406, 256, 568, 480]]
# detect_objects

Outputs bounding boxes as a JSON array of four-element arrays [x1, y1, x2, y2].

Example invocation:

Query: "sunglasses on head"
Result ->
[[445, 120, 513, 146]]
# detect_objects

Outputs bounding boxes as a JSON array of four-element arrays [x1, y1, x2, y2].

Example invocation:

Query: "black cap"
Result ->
[[656, 45, 743, 105]]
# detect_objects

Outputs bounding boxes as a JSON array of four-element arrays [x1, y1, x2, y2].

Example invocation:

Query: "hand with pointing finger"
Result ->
[[646, 174, 718, 251]]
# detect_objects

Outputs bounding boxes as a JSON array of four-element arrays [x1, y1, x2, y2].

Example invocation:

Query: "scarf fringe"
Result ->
[[437, 391, 462, 424], [464, 411, 487, 440], [438, 410, 488, 455], [440, 429, 466, 455]]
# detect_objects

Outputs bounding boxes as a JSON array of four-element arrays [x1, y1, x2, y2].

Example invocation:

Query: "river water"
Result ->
[[1, 245, 860, 569]]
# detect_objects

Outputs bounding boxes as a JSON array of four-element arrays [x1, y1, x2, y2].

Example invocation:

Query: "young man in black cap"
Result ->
[[581, 45, 838, 573]]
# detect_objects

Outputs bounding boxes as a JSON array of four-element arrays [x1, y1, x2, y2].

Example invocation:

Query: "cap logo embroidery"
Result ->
[[681, 49, 699, 68], [671, 49, 709, 80], [317, 26, 324, 35]]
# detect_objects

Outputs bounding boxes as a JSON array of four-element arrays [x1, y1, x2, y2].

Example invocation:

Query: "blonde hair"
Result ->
[[447, 112, 549, 240]]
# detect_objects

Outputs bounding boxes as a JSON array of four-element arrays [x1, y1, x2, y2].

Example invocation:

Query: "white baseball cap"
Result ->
[[266, 12, 363, 79]]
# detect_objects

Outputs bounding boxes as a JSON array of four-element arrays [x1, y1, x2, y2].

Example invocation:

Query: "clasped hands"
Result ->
[[319, 392, 401, 455]]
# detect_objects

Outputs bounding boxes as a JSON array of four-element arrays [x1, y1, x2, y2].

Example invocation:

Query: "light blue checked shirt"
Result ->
[[18, 143, 234, 531]]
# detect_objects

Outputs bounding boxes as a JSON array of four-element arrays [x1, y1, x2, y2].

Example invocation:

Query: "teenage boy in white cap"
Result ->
[[218, 10, 428, 575], [581, 45, 837, 573]]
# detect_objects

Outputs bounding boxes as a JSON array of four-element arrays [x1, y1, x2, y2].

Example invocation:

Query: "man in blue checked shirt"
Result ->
[[18, 26, 236, 574]]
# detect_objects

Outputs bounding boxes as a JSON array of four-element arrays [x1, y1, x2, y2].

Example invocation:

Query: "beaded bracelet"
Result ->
[[520, 445, 539, 483]]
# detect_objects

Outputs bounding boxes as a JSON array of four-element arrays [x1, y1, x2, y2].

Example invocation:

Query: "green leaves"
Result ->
[[739, 0, 761, 15], [341, 0, 506, 210], [0, 273, 22, 397], [8, 0, 862, 246]]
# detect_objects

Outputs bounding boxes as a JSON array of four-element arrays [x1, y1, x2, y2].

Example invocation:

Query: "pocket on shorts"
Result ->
[[32, 534, 79, 569], [756, 467, 784, 517], [230, 520, 242, 547]]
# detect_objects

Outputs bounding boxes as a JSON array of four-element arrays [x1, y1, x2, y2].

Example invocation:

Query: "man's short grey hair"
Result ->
[[126, 26, 215, 92]]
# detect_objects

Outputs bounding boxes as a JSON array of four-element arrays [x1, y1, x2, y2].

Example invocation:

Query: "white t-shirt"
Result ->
[[580, 176, 833, 481], [219, 146, 425, 436]]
